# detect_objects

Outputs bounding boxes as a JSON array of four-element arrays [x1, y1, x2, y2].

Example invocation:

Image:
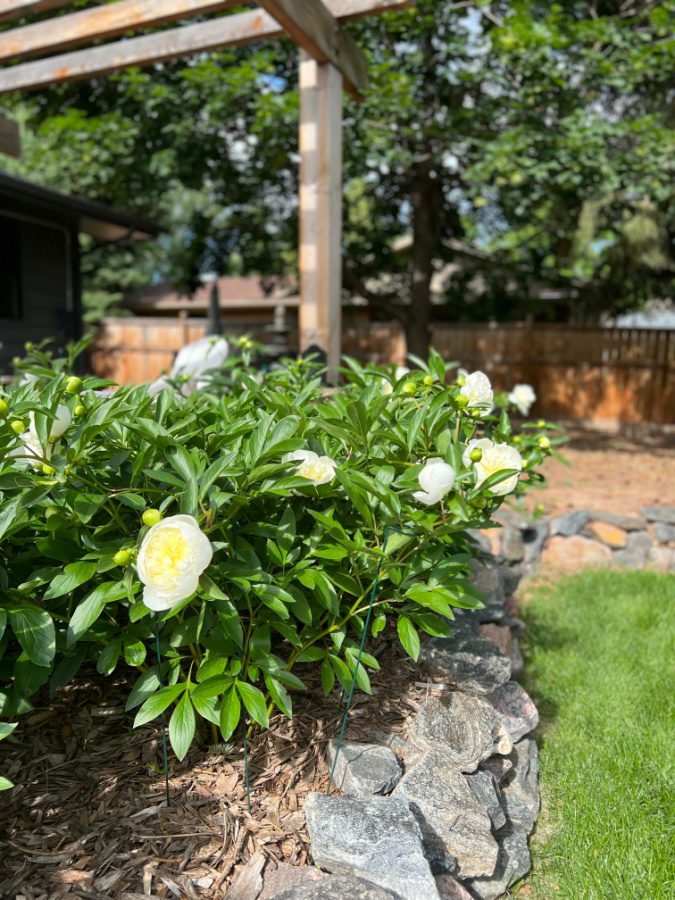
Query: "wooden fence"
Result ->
[[91, 318, 674, 424]]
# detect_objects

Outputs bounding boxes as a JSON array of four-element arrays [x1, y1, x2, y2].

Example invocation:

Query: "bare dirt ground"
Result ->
[[520, 422, 675, 519]]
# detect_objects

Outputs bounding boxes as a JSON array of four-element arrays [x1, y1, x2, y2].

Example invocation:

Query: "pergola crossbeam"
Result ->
[[0, 0, 240, 63], [0, 0, 405, 95], [0, 0, 67, 24], [258, 0, 367, 96]]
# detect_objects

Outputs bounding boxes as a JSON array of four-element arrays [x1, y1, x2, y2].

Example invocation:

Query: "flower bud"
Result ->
[[114, 549, 132, 567], [74, 404, 86, 416], [24, 342, 34, 352], [469, 447, 483, 463], [423, 374, 434, 387], [65, 376, 82, 394], [0, 398, 8, 419], [538, 436, 551, 450], [45, 506, 59, 519], [457, 375, 466, 387], [10, 419, 25, 435], [456, 394, 469, 409], [41, 463, 55, 476], [12, 356, 21, 368], [142, 508, 162, 527], [536, 420, 546, 429], [513, 435, 522, 445], [402, 381, 416, 395]]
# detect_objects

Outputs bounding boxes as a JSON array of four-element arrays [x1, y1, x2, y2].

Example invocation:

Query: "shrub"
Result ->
[[0, 343, 554, 764]]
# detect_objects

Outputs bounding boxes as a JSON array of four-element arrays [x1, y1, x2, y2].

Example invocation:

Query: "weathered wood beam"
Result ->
[[0, 113, 20, 156], [0, 0, 406, 94], [257, 0, 367, 96], [298, 52, 342, 380], [0, 0, 69, 24], [0, 0, 239, 63]]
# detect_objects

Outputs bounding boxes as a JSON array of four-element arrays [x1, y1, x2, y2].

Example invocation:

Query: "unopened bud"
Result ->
[[402, 381, 416, 395], [456, 394, 469, 409], [423, 374, 434, 387], [469, 447, 483, 463], [142, 508, 162, 527], [538, 436, 551, 450], [10, 419, 25, 435], [114, 549, 132, 567], [65, 376, 82, 394], [0, 398, 8, 419]]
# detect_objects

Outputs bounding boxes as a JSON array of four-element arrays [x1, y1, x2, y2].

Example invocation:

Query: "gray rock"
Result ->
[[271, 874, 398, 900], [464, 770, 506, 831], [467, 824, 531, 900], [550, 509, 590, 537], [589, 510, 646, 531], [260, 862, 327, 899], [501, 739, 540, 833], [509, 638, 524, 679], [612, 530, 653, 568], [487, 682, 539, 743], [467, 528, 493, 555], [304, 793, 439, 900], [480, 755, 513, 785], [468, 559, 506, 623], [409, 695, 512, 773], [393, 749, 498, 878], [500, 527, 525, 563], [326, 741, 402, 796], [521, 522, 549, 566], [654, 522, 675, 544], [372, 732, 424, 770], [434, 874, 474, 899], [498, 566, 522, 598], [642, 505, 675, 525], [419, 636, 512, 695], [449, 608, 482, 640]]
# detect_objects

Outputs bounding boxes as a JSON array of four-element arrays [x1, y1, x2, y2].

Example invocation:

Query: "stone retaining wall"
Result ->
[[249, 504, 674, 900]]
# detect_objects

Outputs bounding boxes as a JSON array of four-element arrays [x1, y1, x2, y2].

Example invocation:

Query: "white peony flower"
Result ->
[[508, 384, 536, 416], [381, 365, 410, 396], [413, 457, 456, 506], [467, 439, 523, 496], [13, 405, 72, 468], [137, 514, 213, 612], [26, 405, 72, 442], [283, 449, 336, 485], [146, 376, 173, 398], [172, 336, 229, 383], [460, 371, 493, 417]]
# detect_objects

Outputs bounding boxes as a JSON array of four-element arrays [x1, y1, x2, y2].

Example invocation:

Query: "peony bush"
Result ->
[[0, 342, 556, 769]]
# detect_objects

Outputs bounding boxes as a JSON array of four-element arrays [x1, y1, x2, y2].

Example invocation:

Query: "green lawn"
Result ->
[[517, 569, 675, 899]]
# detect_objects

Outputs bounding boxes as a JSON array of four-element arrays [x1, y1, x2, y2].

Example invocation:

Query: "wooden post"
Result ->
[[299, 52, 343, 381]]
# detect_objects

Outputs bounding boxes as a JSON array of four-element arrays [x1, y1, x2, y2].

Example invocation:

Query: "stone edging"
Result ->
[[251, 504, 674, 900]]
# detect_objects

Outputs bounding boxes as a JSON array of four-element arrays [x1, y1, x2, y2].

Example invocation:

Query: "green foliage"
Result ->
[[0, 343, 553, 767]]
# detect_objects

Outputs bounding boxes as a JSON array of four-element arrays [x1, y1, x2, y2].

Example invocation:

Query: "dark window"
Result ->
[[0, 214, 22, 319]]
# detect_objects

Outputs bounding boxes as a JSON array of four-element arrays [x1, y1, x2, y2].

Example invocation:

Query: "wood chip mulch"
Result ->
[[0, 634, 433, 899]]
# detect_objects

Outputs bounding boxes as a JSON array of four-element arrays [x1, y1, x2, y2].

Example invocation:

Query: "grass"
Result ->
[[514, 568, 675, 900]]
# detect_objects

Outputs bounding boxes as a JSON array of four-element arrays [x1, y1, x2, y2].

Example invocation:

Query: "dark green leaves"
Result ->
[[9, 607, 55, 667]]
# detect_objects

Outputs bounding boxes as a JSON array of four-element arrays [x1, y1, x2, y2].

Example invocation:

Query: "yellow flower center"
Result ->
[[143, 527, 191, 588], [298, 461, 327, 482]]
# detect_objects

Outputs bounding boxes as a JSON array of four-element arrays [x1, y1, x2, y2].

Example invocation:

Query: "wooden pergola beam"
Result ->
[[0, 0, 67, 24], [0, 0, 405, 95], [258, 0, 367, 96], [0, 0, 239, 63]]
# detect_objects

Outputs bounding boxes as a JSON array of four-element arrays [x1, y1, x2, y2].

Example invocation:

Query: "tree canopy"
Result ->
[[3, 0, 673, 351]]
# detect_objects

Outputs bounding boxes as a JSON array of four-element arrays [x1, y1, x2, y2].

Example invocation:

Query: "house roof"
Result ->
[[0, 170, 160, 240], [126, 277, 299, 313]]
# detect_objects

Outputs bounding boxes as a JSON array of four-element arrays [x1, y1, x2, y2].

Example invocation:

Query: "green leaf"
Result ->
[[123, 637, 147, 667], [0, 722, 17, 741], [67, 582, 126, 648], [43, 561, 98, 600], [321, 657, 335, 695], [9, 607, 55, 667], [134, 684, 184, 727], [0, 776, 13, 791], [397, 616, 421, 662], [236, 681, 269, 729], [265, 674, 292, 718], [125, 669, 161, 711], [115, 492, 147, 510], [169, 692, 195, 761], [97, 637, 123, 675], [219, 685, 241, 740]]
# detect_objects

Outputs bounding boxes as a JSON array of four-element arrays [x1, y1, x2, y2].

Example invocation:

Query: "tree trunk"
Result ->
[[405, 163, 442, 360]]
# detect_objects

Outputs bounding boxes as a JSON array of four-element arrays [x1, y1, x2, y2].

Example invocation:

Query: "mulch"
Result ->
[[0, 634, 431, 899]]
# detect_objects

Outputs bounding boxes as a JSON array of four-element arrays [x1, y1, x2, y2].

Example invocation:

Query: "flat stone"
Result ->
[[499, 565, 522, 598], [467, 824, 531, 900], [449, 609, 481, 640], [654, 522, 675, 544], [260, 862, 326, 900], [589, 510, 646, 531], [642, 505, 675, 525], [647, 546, 675, 571], [501, 739, 540, 833], [487, 682, 539, 743], [587, 521, 627, 548], [480, 755, 513, 785], [500, 527, 525, 563], [540, 535, 612, 571], [304, 793, 439, 900], [468, 559, 506, 623], [326, 741, 401, 796], [434, 874, 474, 899], [521, 522, 549, 567], [270, 874, 398, 900], [393, 749, 498, 878], [464, 770, 506, 831], [612, 531, 653, 568], [550, 509, 590, 537], [419, 636, 512, 695], [372, 731, 424, 769], [478, 623, 513, 657], [409, 695, 512, 773]]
